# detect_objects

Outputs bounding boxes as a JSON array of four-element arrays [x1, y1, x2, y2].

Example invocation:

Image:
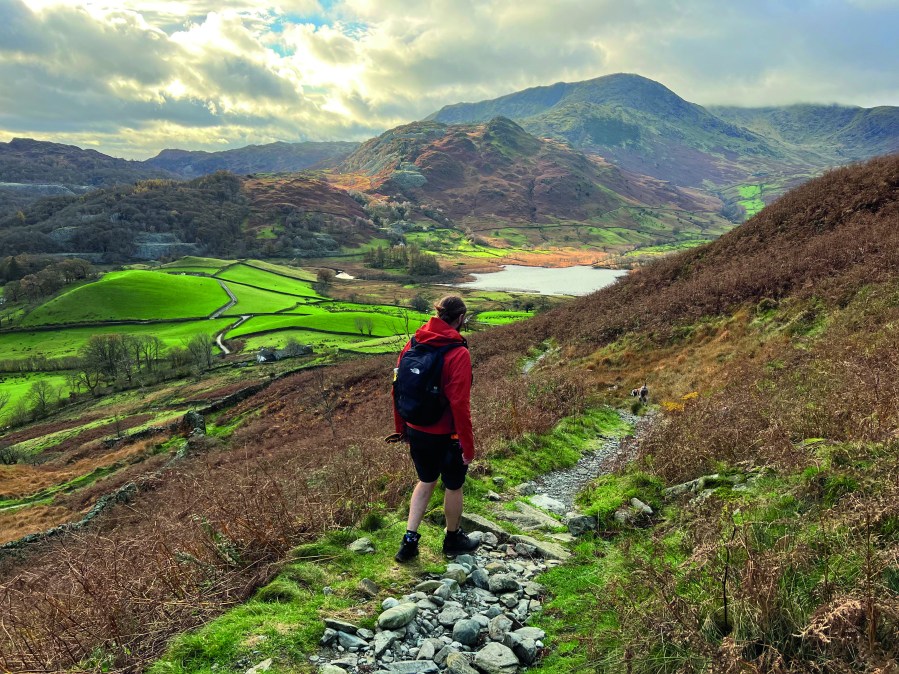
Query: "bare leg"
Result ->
[[406, 480, 438, 532], [444, 487, 463, 532]]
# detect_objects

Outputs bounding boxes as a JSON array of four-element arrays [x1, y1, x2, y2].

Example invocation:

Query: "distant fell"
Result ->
[[0, 138, 174, 186], [709, 103, 899, 161], [339, 115, 724, 227], [146, 140, 359, 178], [428, 73, 899, 189]]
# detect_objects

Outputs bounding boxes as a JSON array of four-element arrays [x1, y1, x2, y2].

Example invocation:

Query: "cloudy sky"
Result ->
[[1, 0, 897, 159]]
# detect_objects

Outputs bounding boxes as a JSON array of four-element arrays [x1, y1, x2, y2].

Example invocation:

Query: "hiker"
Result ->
[[390, 295, 478, 562]]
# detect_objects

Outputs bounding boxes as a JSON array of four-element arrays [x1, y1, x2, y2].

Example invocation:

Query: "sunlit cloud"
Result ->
[[0, 0, 896, 158]]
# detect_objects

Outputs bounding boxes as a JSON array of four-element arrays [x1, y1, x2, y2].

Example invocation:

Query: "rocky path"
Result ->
[[296, 410, 655, 674]]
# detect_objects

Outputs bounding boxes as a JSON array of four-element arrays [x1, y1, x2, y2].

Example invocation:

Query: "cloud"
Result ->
[[0, 0, 896, 158]]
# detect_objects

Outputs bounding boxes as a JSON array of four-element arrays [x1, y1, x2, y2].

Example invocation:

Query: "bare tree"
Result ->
[[28, 380, 55, 418], [185, 333, 215, 371]]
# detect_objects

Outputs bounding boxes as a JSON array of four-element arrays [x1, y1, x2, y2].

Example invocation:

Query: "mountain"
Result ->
[[0, 172, 370, 261], [708, 103, 899, 161], [339, 116, 730, 240], [145, 141, 359, 178], [0, 137, 176, 217], [428, 73, 898, 189]]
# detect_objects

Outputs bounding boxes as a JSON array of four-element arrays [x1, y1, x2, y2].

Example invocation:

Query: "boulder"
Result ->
[[565, 514, 597, 537], [445, 652, 480, 674], [348, 537, 375, 554], [509, 534, 571, 561], [474, 642, 519, 673], [378, 603, 418, 630], [530, 494, 566, 516], [452, 618, 481, 646]]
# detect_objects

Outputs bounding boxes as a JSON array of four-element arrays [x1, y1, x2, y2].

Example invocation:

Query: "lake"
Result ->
[[454, 264, 627, 296]]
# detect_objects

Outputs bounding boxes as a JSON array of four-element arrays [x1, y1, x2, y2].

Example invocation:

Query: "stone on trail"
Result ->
[[460, 513, 509, 541], [337, 630, 368, 650], [358, 577, 380, 596], [373, 630, 398, 656], [509, 534, 571, 561], [530, 494, 566, 515], [318, 665, 348, 674], [437, 602, 468, 626], [445, 652, 480, 674], [378, 602, 418, 630], [452, 618, 482, 646], [348, 537, 375, 554], [323, 618, 358, 634], [487, 573, 521, 594], [386, 661, 439, 673], [245, 658, 273, 674], [414, 580, 444, 593], [474, 642, 520, 673], [630, 497, 654, 515], [488, 614, 513, 641], [564, 513, 597, 537]]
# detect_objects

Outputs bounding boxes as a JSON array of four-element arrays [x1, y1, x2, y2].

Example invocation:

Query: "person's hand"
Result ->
[[462, 449, 475, 465], [384, 432, 406, 444]]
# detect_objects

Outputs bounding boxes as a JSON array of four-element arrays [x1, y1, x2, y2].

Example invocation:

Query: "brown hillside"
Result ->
[[506, 152, 899, 351], [339, 117, 722, 226]]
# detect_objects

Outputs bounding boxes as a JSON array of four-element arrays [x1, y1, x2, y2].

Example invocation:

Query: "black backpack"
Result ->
[[393, 337, 467, 425]]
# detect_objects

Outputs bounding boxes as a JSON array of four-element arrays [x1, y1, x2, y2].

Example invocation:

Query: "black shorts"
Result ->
[[407, 427, 468, 490]]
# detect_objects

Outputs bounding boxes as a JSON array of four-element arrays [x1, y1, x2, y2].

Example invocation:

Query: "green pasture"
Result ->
[[0, 319, 234, 363], [216, 264, 322, 298], [228, 309, 424, 340], [475, 310, 534, 326], [738, 184, 766, 218], [624, 239, 709, 257], [240, 330, 369, 353], [244, 260, 317, 282], [0, 372, 70, 423], [161, 256, 235, 272], [21, 271, 228, 326], [224, 284, 316, 315]]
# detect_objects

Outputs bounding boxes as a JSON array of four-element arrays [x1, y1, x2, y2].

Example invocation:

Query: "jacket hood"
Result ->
[[413, 317, 465, 347]]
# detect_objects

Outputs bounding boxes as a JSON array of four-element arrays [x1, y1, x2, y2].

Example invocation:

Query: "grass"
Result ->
[[475, 310, 534, 326], [216, 264, 322, 298], [21, 271, 228, 325], [244, 260, 317, 282], [227, 309, 427, 340], [0, 372, 71, 423], [223, 283, 308, 315], [161, 257, 236, 272], [0, 319, 235, 362], [240, 330, 369, 353], [737, 184, 766, 218]]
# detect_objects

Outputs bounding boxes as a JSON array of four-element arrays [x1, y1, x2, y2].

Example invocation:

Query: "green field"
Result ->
[[0, 319, 234, 362], [738, 184, 766, 218], [227, 309, 425, 339], [241, 330, 371, 353], [0, 372, 71, 422], [160, 256, 236, 273], [224, 284, 308, 315], [475, 310, 534, 325], [216, 264, 322, 298], [21, 271, 228, 326], [242, 260, 317, 282]]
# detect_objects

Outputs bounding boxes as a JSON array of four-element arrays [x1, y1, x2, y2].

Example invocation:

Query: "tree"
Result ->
[[28, 380, 55, 418], [185, 333, 215, 371], [409, 294, 431, 313]]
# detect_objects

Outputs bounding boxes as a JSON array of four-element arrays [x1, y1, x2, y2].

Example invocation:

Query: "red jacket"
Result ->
[[393, 317, 475, 463]]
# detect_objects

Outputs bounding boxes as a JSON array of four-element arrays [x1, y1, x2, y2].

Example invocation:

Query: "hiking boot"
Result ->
[[394, 532, 420, 563], [443, 527, 480, 556]]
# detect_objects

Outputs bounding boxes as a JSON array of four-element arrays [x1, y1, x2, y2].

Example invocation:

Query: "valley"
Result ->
[[0, 70, 897, 674]]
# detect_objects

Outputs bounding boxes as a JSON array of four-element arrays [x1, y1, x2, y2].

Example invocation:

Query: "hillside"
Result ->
[[145, 141, 359, 178], [0, 171, 371, 261], [2, 155, 897, 672], [339, 116, 731, 247], [0, 138, 176, 218], [428, 73, 898, 190], [709, 103, 899, 161]]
